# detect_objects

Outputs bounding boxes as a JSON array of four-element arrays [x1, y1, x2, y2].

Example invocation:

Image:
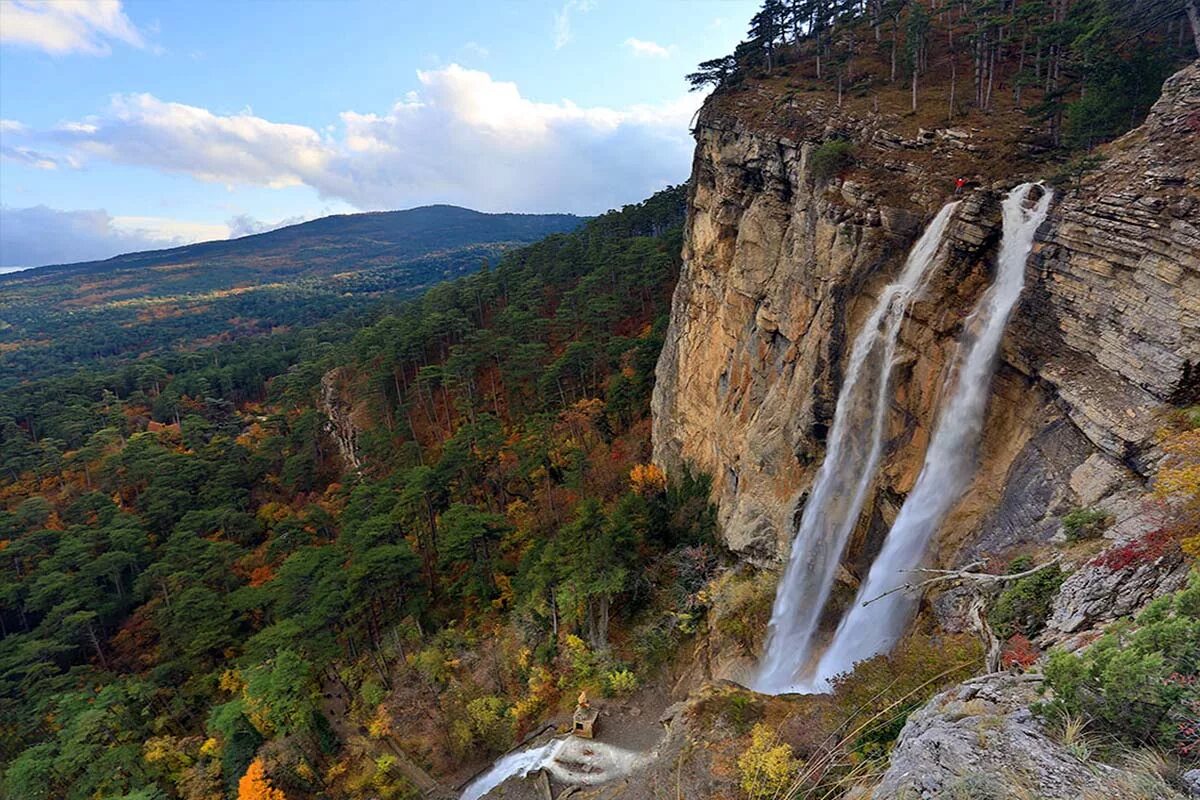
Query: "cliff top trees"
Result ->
[[690, 0, 1194, 147]]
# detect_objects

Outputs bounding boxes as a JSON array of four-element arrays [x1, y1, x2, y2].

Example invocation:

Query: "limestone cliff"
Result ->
[[320, 366, 364, 474], [652, 62, 1200, 578]]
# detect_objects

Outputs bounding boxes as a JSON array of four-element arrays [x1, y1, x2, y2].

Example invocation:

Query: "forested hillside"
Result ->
[[0, 206, 582, 388], [689, 0, 1195, 158], [0, 186, 711, 800]]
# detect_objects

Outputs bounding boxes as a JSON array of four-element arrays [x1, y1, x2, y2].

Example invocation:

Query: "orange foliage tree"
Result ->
[[237, 758, 286, 800]]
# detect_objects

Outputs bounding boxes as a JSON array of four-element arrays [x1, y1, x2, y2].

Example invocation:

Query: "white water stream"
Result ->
[[753, 201, 960, 695], [460, 736, 651, 800], [804, 182, 1052, 689], [460, 739, 565, 800]]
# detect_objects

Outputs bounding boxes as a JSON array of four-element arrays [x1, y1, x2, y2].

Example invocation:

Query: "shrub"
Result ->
[[463, 696, 515, 753], [999, 633, 1039, 670], [737, 723, 801, 800], [988, 561, 1064, 639], [604, 668, 638, 696], [808, 140, 855, 182], [724, 692, 761, 734], [708, 570, 777, 652], [1062, 507, 1110, 541], [1089, 528, 1177, 572], [360, 678, 386, 708], [824, 633, 983, 763], [1040, 570, 1200, 752]]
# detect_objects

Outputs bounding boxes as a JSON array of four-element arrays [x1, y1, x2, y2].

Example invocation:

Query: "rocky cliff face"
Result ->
[[652, 62, 1200, 577], [320, 366, 364, 474]]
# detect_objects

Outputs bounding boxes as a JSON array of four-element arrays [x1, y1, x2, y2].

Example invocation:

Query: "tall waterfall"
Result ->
[[753, 201, 960, 695], [806, 182, 1052, 689]]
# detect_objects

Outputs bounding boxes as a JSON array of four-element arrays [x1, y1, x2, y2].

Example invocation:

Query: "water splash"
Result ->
[[460, 739, 566, 800], [460, 736, 651, 799], [753, 201, 960, 695], [806, 182, 1052, 689]]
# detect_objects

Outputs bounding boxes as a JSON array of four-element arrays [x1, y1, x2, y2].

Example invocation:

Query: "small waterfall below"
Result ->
[[753, 201, 960, 695], [807, 182, 1052, 690], [460, 739, 566, 800], [460, 735, 653, 799]]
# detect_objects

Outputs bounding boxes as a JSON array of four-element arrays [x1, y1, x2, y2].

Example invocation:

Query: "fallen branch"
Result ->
[[861, 555, 1064, 672], [861, 555, 1062, 607]]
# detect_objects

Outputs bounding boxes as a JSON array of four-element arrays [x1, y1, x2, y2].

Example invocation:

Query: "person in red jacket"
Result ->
[[955, 177, 966, 195]]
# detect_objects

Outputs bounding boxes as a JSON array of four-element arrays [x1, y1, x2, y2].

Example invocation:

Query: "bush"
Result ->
[[708, 570, 777, 652], [737, 723, 801, 800], [463, 696, 516, 753], [1062, 507, 1110, 541], [988, 560, 1064, 639], [604, 668, 638, 696], [1040, 571, 1200, 752], [1090, 528, 1177, 572], [360, 679, 386, 708], [825, 633, 983, 761], [808, 140, 854, 182]]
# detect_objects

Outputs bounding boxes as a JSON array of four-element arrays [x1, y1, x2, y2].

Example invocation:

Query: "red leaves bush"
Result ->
[[1088, 528, 1177, 571], [1000, 633, 1039, 669]]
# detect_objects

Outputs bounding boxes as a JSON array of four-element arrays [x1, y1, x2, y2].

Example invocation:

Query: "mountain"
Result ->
[[2, 3, 1199, 800], [8, 205, 584, 282], [0, 205, 583, 386]]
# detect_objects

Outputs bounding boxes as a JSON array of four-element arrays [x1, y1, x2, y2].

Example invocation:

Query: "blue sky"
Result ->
[[0, 0, 757, 268]]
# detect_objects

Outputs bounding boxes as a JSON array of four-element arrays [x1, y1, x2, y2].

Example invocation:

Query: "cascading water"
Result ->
[[753, 201, 960, 695], [460, 735, 651, 799], [806, 182, 1052, 690], [460, 739, 566, 800]]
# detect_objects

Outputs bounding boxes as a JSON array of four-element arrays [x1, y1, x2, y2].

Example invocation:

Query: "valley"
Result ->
[[1, 2, 1198, 800]]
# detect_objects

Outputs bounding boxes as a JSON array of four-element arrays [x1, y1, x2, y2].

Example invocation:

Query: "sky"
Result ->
[[0, 0, 757, 269]]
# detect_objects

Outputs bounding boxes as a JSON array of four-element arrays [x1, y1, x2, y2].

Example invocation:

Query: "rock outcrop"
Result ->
[[872, 673, 1185, 799], [320, 367, 363, 473]]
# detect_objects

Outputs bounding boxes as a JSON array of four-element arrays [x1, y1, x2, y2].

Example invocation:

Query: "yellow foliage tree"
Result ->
[[736, 723, 801, 800], [1156, 421, 1200, 555], [629, 462, 666, 495], [237, 758, 286, 800]]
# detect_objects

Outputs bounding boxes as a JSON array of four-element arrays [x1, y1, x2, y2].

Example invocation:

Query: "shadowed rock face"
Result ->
[[651, 62, 1199, 574]]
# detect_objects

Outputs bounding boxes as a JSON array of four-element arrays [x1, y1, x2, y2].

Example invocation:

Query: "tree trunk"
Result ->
[[949, 56, 957, 120], [968, 593, 1002, 673], [890, 22, 898, 81], [912, 70, 918, 112]]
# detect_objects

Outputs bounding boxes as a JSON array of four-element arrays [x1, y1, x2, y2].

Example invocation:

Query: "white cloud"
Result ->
[[0, 0, 147, 56], [16, 64, 699, 215], [0, 206, 225, 268], [226, 213, 310, 239], [111, 215, 228, 243], [624, 37, 671, 58], [0, 119, 28, 133], [53, 93, 332, 188], [0, 146, 63, 170], [553, 0, 594, 49]]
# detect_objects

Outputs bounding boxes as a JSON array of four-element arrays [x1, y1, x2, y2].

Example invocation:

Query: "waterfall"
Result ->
[[460, 739, 566, 800], [460, 736, 651, 799], [807, 182, 1052, 690], [753, 201, 960, 695]]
